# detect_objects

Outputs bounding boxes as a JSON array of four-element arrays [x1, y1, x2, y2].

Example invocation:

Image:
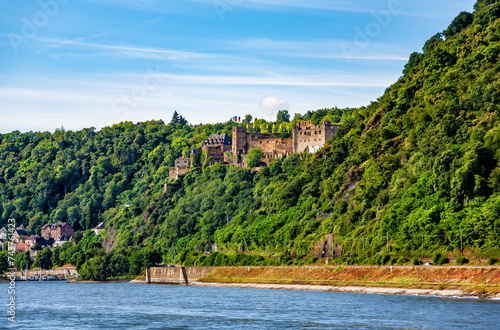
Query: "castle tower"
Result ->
[[292, 125, 299, 154], [232, 127, 248, 155]]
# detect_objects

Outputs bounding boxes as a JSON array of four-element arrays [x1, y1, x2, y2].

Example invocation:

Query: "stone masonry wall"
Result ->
[[147, 267, 216, 285]]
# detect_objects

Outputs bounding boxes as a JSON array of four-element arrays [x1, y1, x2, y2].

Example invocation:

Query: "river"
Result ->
[[1, 281, 499, 329]]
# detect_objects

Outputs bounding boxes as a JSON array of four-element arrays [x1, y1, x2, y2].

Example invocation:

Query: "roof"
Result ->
[[15, 229, 28, 237], [41, 222, 72, 230], [201, 133, 231, 147], [0, 227, 5, 232], [56, 234, 71, 242], [92, 222, 105, 230]]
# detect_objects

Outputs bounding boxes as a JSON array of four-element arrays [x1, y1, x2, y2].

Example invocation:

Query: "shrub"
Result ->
[[395, 257, 410, 265], [456, 256, 469, 265], [487, 257, 498, 265], [374, 253, 390, 265], [412, 258, 422, 265], [433, 253, 449, 265]]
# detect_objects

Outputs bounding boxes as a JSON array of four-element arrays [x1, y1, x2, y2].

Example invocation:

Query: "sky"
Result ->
[[0, 0, 477, 133]]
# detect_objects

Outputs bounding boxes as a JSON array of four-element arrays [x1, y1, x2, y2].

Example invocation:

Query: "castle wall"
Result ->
[[202, 145, 231, 165], [169, 167, 189, 180], [231, 127, 294, 165], [293, 120, 341, 153]]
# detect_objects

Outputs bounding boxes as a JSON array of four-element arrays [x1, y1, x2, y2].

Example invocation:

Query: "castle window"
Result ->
[[308, 139, 310, 142], [314, 139, 317, 142], [319, 130, 321, 134]]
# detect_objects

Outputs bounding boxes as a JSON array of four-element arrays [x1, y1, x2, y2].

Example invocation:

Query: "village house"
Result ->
[[15, 240, 29, 252], [41, 222, 75, 241], [13, 227, 29, 242], [92, 222, 106, 235], [53, 234, 72, 247]]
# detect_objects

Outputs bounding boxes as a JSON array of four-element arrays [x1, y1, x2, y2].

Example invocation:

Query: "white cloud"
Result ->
[[260, 96, 288, 115]]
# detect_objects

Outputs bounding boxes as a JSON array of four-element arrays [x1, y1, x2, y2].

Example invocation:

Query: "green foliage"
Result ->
[[395, 257, 410, 265], [456, 256, 469, 265], [171, 111, 188, 125], [444, 12, 473, 38], [276, 110, 290, 123], [246, 148, 264, 168], [487, 257, 498, 265], [0, 251, 8, 274], [16, 251, 33, 270], [433, 253, 450, 265], [34, 248, 53, 270], [1, 2, 500, 275], [80, 256, 110, 281]]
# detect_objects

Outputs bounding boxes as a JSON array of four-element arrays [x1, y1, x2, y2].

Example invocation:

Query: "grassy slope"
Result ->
[[199, 265, 500, 294]]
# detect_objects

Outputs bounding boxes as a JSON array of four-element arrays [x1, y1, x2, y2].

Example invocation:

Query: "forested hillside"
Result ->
[[2, 0, 500, 277]]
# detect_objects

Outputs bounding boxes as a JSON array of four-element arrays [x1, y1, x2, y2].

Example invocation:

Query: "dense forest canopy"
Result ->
[[2, 0, 500, 278]]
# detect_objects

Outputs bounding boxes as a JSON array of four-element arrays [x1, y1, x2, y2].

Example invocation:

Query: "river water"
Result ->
[[1, 281, 499, 329]]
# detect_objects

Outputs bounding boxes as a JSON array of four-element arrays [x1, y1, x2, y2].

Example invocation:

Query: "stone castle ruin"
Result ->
[[169, 120, 341, 179]]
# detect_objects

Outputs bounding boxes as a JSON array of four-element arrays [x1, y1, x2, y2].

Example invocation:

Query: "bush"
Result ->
[[279, 254, 292, 265], [395, 257, 410, 265], [433, 253, 449, 265], [374, 253, 390, 265], [455, 256, 469, 265], [412, 258, 422, 265], [487, 257, 498, 265]]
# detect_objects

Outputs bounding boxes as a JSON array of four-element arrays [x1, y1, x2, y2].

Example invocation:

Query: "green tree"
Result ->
[[52, 246, 62, 267], [171, 111, 188, 125], [16, 251, 33, 270], [277, 110, 290, 123], [0, 252, 8, 274], [246, 148, 264, 168], [243, 114, 253, 123], [128, 250, 144, 275], [171, 111, 180, 124], [443, 11, 473, 37], [34, 248, 53, 270]]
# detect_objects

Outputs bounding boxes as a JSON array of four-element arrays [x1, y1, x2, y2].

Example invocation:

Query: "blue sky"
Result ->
[[0, 0, 476, 133]]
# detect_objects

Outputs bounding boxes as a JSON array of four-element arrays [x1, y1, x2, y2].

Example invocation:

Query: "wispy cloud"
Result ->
[[226, 38, 410, 61], [34, 17, 164, 54], [189, 0, 377, 13], [35, 38, 214, 60], [153, 73, 396, 87]]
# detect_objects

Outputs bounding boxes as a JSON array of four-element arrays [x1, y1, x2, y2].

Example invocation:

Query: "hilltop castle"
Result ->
[[169, 120, 341, 178]]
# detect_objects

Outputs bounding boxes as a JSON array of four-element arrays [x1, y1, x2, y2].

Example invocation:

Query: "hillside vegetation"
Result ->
[[2, 0, 500, 278]]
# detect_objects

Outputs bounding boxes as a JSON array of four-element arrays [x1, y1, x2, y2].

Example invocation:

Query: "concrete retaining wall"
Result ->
[[146, 267, 215, 285]]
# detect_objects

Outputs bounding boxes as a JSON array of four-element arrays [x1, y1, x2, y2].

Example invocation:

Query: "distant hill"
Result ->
[[1, 0, 500, 272]]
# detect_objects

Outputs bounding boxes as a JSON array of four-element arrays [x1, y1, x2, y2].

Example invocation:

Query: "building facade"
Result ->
[[41, 223, 74, 241], [292, 120, 341, 154], [231, 127, 294, 165], [201, 133, 232, 165]]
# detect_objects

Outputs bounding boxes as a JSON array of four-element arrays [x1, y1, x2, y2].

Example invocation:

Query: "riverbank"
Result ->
[[193, 265, 500, 298], [190, 281, 486, 298]]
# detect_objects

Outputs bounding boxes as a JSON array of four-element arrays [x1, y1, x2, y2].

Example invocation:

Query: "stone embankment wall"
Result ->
[[15, 267, 78, 277], [146, 267, 216, 285]]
